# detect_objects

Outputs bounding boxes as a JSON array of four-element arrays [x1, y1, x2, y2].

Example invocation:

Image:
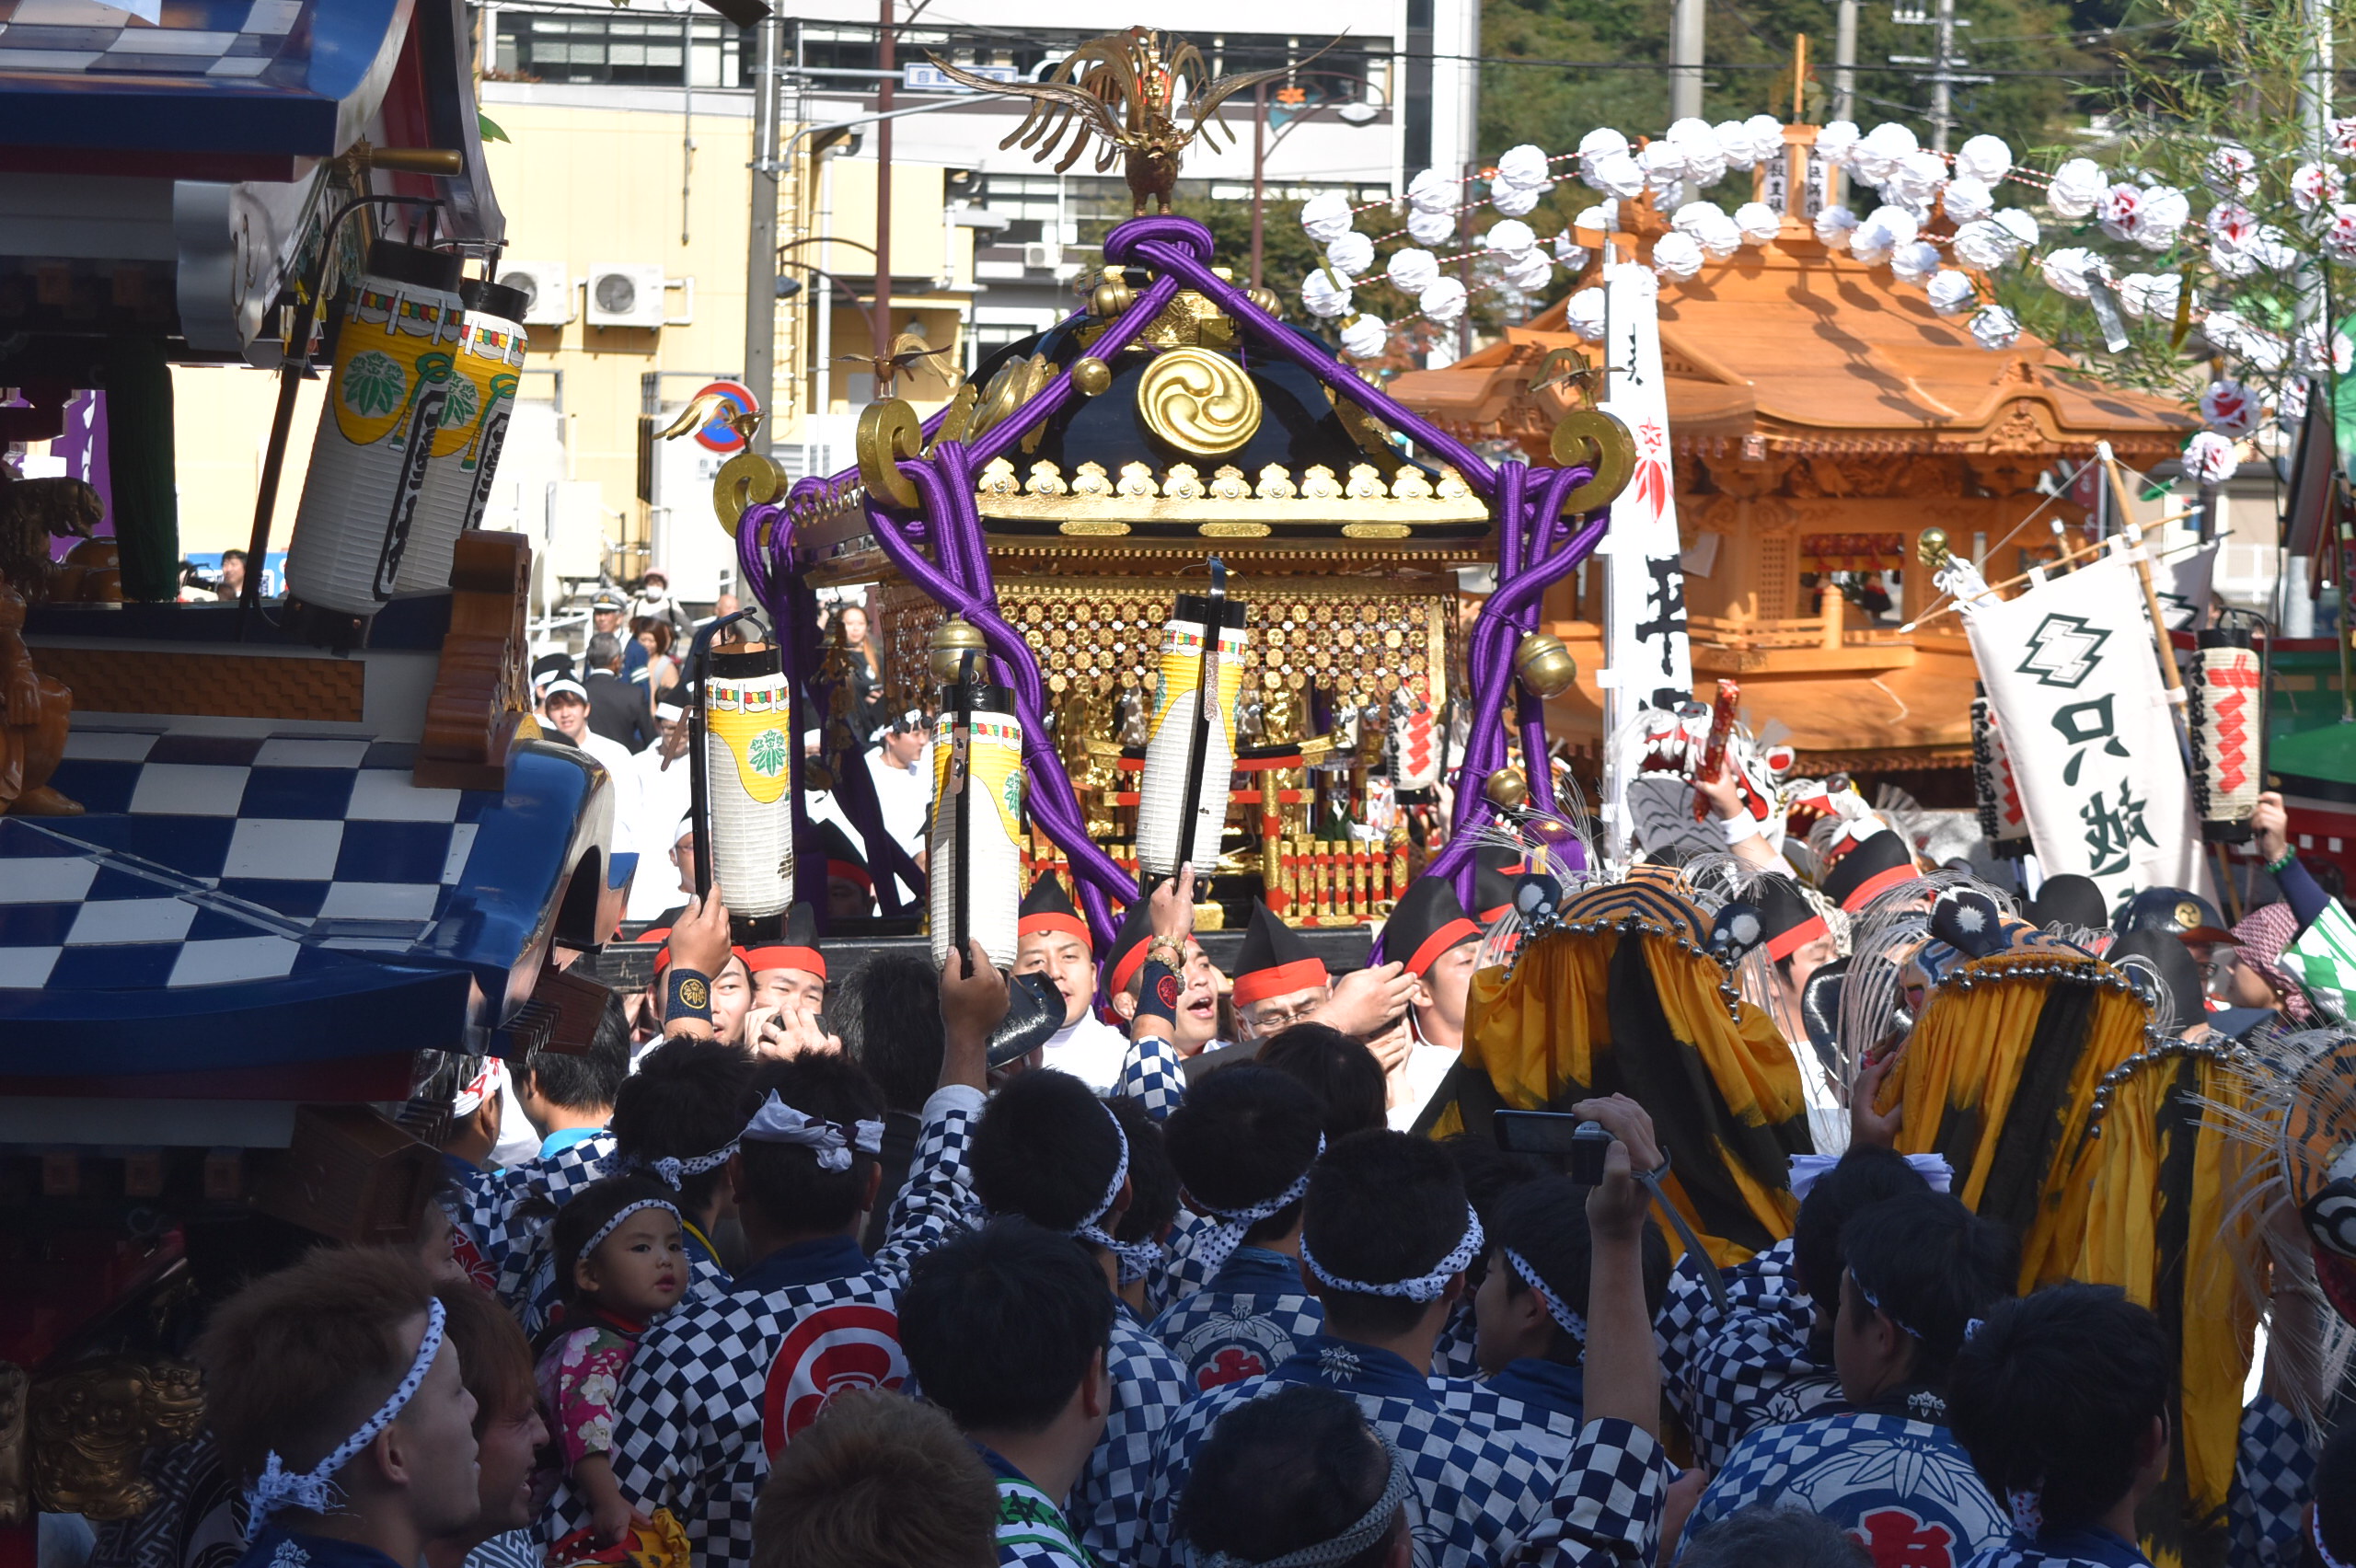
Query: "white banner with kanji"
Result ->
[[1959, 546, 2210, 909], [2151, 536, 2220, 633], [1597, 262, 1692, 852]]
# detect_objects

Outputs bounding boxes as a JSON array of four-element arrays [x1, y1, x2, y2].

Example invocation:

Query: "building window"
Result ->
[[489, 6, 745, 88]]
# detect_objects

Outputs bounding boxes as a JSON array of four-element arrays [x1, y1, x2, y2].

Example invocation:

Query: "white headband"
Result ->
[[741, 1091, 884, 1171], [579, 1198, 681, 1262], [245, 1297, 447, 1520], [1786, 1151, 1953, 1199], [1300, 1204, 1485, 1303], [605, 1141, 739, 1189], [1185, 1436, 1411, 1568], [1073, 1101, 1164, 1283], [450, 1060, 506, 1117], [1503, 1246, 1587, 1343], [1182, 1136, 1325, 1285]]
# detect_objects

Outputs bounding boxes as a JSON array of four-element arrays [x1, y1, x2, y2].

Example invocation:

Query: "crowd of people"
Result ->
[[524, 582, 913, 929], [154, 776, 2352, 1568], [128, 572, 2353, 1568]]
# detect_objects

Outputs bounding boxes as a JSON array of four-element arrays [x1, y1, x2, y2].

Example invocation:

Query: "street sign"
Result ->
[[689, 380, 758, 454]]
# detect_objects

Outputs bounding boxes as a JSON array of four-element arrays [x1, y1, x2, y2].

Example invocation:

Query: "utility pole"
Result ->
[[1833, 0, 1857, 122], [1250, 82, 1267, 291], [744, 16, 780, 455], [1669, 0, 1704, 121], [872, 0, 895, 398], [1891, 0, 1990, 152]]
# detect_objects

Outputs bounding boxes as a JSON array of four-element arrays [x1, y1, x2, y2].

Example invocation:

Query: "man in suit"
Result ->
[[583, 632, 656, 754]]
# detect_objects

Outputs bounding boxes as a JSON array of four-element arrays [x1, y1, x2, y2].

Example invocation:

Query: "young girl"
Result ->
[[537, 1175, 688, 1546]]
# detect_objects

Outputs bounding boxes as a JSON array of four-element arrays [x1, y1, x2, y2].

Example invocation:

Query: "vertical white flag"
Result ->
[[2150, 537, 2220, 633], [1958, 547, 2210, 909], [1597, 261, 1692, 854]]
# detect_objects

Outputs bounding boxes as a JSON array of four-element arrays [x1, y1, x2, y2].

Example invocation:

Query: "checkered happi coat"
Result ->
[[1069, 1315, 1194, 1562], [1148, 1250, 1325, 1393], [1504, 1418, 1670, 1568], [572, 1096, 979, 1568], [1654, 1236, 1831, 1469], [2229, 1392, 2317, 1568], [456, 1130, 617, 1299], [1115, 1032, 1187, 1123], [1685, 1410, 2008, 1568], [1137, 1337, 1568, 1568]]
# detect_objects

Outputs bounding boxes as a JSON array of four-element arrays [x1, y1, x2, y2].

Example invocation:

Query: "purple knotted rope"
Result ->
[[741, 214, 1616, 949]]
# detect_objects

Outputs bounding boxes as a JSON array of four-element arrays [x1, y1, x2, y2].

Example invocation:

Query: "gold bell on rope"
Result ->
[[930, 617, 989, 685], [1916, 528, 1952, 570], [1513, 632, 1578, 699], [1484, 766, 1530, 809]]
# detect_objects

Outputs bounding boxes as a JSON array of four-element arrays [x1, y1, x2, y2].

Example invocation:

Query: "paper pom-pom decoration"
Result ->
[[1735, 202, 1783, 245], [2047, 158, 2107, 219], [2183, 430, 2239, 485], [1565, 287, 1608, 341], [1405, 207, 1457, 246], [1300, 269, 1353, 319], [1495, 144, 1553, 190], [1651, 231, 1704, 280], [1338, 313, 1388, 359], [1299, 191, 1355, 245], [1927, 271, 1977, 317], [1387, 248, 1440, 294], [1954, 133, 2013, 184], [1418, 276, 1469, 325], [2200, 378, 2258, 435], [1325, 231, 1374, 278], [1490, 182, 1542, 217], [1406, 168, 1457, 213], [1485, 218, 1539, 257], [1969, 306, 2021, 350]]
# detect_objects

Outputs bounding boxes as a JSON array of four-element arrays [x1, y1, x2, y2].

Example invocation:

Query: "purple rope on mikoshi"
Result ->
[[743, 214, 1613, 947]]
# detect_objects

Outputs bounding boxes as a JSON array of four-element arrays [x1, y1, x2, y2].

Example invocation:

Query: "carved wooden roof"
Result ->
[[1391, 231, 2199, 461]]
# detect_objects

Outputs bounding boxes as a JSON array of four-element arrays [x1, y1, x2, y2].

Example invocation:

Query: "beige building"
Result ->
[[166, 39, 975, 607]]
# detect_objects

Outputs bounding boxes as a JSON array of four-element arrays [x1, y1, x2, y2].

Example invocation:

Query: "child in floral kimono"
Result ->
[[534, 1176, 688, 1547]]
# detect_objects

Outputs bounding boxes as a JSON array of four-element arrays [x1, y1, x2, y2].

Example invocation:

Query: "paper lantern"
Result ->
[[702, 645, 795, 918], [396, 277, 528, 593], [2189, 627, 2260, 842], [1138, 592, 1248, 882], [931, 682, 1025, 971], [284, 240, 465, 616]]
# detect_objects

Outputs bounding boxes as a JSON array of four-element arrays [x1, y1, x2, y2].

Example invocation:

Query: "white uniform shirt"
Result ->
[[1040, 1013, 1133, 1095]]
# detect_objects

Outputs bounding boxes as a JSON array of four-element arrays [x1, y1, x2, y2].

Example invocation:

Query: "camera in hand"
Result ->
[[1567, 1120, 1613, 1185], [1493, 1109, 1616, 1183]]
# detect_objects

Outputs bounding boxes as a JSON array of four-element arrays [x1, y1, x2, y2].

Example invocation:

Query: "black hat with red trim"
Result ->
[[1755, 875, 1831, 964], [1386, 874, 1482, 978], [1020, 871, 1091, 951], [1105, 895, 1155, 996], [1231, 901, 1328, 1008], [815, 821, 873, 896], [1473, 843, 1526, 925], [1820, 830, 1916, 913], [739, 902, 826, 982]]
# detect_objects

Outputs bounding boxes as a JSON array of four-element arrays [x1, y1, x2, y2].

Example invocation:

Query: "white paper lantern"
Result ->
[[397, 278, 528, 594], [703, 645, 796, 920], [286, 241, 466, 617], [1387, 248, 1441, 294], [1137, 594, 1247, 883], [930, 684, 1026, 972], [1418, 276, 1470, 325], [1406, 207, 1457, 246]]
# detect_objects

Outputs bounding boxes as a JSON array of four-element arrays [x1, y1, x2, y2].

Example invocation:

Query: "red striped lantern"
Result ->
[[2189, 627, 2260, 842]]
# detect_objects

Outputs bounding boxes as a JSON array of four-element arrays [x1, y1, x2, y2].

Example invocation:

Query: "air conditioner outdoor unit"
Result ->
[[1022, 241, 1060, 271], [494, 260, 572, 326], [584, 264, 667, 329]]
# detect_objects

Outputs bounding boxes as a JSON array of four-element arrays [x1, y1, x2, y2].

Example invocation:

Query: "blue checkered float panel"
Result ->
[[0, 724, 606, 1067]]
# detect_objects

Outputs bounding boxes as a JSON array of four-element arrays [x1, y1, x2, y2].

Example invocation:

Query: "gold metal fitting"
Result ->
[[1070, 356, 1113, 397], [1513, 632, 1578, 698]]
